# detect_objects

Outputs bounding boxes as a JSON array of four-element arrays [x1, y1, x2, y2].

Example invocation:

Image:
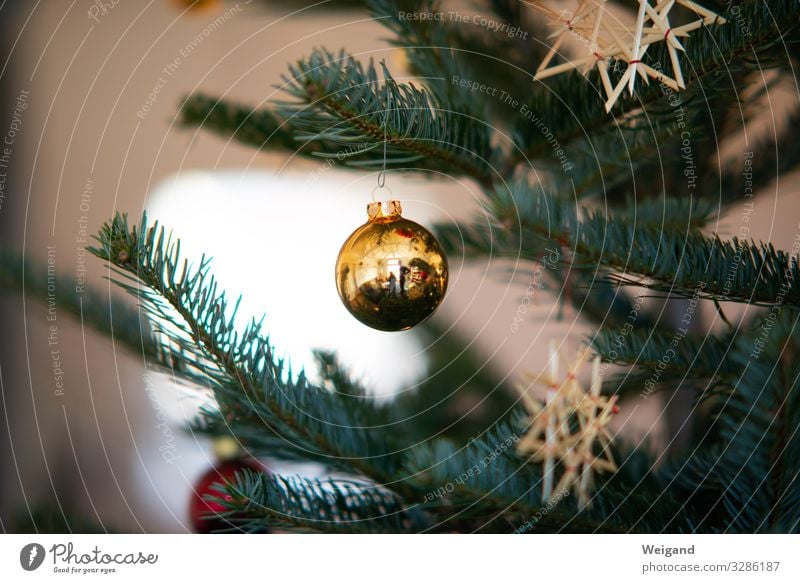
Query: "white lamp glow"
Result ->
[[145, 168, 442, 400]]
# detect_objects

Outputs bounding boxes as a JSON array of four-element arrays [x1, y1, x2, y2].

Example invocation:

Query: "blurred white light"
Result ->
[[146, 168, 439, 401]]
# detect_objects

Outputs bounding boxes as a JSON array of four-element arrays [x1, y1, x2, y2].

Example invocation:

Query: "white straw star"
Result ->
[[516, 341, 619, 508], [529, 0, 726, 112]]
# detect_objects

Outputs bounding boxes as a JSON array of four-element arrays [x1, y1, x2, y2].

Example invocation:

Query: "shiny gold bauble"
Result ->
[[335, 200, 448, 331]]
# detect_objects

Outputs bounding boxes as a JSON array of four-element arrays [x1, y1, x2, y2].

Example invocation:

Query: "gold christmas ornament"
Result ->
[[335, 200, 448, 332]]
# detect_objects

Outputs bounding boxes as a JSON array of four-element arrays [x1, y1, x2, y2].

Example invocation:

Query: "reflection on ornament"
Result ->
[[335, 200, 448, 332]]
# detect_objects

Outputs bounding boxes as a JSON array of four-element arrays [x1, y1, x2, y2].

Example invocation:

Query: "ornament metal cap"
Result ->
[[367, 200, 402, 222]]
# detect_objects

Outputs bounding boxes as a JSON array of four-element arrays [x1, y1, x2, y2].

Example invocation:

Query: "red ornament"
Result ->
[[189, 458, 266, 533]]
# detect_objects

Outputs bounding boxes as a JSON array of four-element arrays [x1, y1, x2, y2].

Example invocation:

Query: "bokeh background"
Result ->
[[0, 0, 797, 533]]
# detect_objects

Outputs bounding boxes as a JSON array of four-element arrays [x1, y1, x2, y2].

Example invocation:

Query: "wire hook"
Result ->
[[376, 71, 390, 193]]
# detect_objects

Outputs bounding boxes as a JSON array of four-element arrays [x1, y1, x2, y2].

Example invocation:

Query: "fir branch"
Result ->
[[180, 48, 499, 185], [277, 49, 498, 184], [566, 272, 659, 331], [556, 109, 718, 206], [87, 213, 412, 484], [313, 349, 370, 399], [674, 311, 800, 532], [614, 196, 720, 232], [366, 0, 549, 131], [405, 422, 692, 533], [435, 181, 800, 308], [212, 471, 429, 533], [366, 0, 478, 110], [178, 93, 299, 153], [390, 320, 517, 444], [592, 328, 739, 396]]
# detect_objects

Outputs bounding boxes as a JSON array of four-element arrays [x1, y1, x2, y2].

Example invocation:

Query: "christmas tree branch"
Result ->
[[555, 112, 712, 205], [87, 213, 413, 486], [405, 423, 693, 533], [366, 0, 479, 111], [178, 93, 300, 153], [213, 472, 429, 533], [278, 49, 498, 183], [592, 328, 739, 396], [435, 182, 800, 309], [180, 49, 499, 186], [675, 310, 800, 532]]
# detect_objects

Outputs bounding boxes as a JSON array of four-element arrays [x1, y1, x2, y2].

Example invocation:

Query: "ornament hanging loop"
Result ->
[[374, 63, 390, 199], [371, 183, 393, 201]]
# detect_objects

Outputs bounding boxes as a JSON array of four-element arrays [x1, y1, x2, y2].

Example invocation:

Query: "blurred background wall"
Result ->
[[0, 0, 797, 533]]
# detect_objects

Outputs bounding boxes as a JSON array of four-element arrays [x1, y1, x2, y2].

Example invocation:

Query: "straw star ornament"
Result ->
[[529, 0, 726, 111], [516, 342, 619, 508]]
